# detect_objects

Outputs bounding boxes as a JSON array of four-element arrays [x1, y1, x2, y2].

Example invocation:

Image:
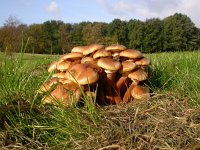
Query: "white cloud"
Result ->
[[97, 0, 200, 26], [47, 1, 60, 16]]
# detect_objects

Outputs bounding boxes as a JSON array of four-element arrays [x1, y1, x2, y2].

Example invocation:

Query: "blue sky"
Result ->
[[0, 0, 200, 27]]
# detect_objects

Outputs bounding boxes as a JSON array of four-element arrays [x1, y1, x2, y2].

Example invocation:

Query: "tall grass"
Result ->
[[146, 51, 200, 105]]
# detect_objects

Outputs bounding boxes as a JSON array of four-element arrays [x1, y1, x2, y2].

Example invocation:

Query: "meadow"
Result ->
[[0, 51, 199, 149]]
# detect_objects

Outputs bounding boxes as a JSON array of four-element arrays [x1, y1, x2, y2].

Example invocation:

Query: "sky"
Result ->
[[0, 0, 200, 27]]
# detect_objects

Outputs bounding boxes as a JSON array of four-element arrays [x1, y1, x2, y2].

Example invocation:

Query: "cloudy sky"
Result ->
[[0, 0, 200, 27]]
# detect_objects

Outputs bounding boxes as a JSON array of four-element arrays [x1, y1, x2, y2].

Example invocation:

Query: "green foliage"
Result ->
[[163, 13, 198, 51], [0, 13, 200, 54]]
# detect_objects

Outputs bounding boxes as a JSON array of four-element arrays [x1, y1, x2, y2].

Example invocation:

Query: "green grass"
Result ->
[[0, 51, 200, 149], [147, 51, 200, 105]]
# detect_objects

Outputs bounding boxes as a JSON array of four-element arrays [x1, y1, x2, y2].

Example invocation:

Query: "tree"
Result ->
[[143, 18, 163, 53], [128, 19, 144, 51], [0, 16, 25, 54], [42, 20, 65, 54], [82, 22, 107, 45], [27, 24, 46, 54], [163, 13, 198, 51], [107, 19, 128, 46], [58, 23, 72, 53]]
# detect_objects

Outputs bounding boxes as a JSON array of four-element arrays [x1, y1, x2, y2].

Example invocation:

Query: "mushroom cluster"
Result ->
[[39, 44, 151, 107]]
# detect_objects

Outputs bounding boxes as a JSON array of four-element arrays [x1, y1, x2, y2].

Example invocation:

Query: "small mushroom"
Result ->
[[119, 49, 143, 62], [38, 77, 59, 93], [116, 60, 137, 101], [66, 63, 99, 86], [60, 52, 83, 62], [71, 46, 88, 53], [48, 61, 58, 73], [123, 69, 148, 102], [56, 60, 71, 72], [135, 57, 151, 70], [83, 44, 104, 56], [81, 56, 94, 64], [97, 57, 121, 104], [131, 85, 150, 100], [52, 72, 66, 79], [105, 44, 127, 60], [93, 49, 112, 60], [43, 82, 83, 107]]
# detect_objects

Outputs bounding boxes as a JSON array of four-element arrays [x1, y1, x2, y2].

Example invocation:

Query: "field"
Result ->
[[0, 51, 200, 149]]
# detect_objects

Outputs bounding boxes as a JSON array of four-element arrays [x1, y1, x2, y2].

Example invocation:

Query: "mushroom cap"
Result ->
[[93, 49, 112, 59], [84, 61, 102, 72], [131, 85, 150, 99], [119, 49, 143, 59], [81, 56, 94, 64], [66, 63, 99, 85], [48, 61, 58, 72], [135, 57, 151, 66], [119, 61, 137, 73], [105, 44, 126, 52], [52, 72, 66, 79], [97, 57, 121, 71], [61, 52, 83, 61], [128, 69, 148, 81], [71, 46, 88, 53], [56, 61, 71, 72], [83, 44, 104, 56], [38, 77, 59, 93], [44, 82, 82, 106]]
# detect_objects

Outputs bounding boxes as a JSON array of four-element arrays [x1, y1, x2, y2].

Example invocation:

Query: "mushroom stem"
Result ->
[[123, 80, 138, 102], [115, 75, 128, 104], [105, 72, 116, 105], [96, 70, 106, 105]]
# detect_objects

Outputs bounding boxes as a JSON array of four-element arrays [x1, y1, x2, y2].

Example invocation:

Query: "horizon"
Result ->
[[1, 0, 200, 27]]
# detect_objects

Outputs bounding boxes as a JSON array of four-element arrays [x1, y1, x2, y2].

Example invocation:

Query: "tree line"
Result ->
[[0, 13, 200, 54]]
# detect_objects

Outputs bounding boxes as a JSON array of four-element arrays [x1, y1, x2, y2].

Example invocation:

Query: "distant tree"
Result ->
[[143, 18, 164, 53], [58, 23, 72, 53], [128, 19, 144, 50], [70, 22, 90, 47], [163, 13, 198, 51], [82, 22, 107, 45], [0, 16, 24, 54], [107, 19, 128, 46], [42, 20, 64, 54], [27, 24, 46, 54]]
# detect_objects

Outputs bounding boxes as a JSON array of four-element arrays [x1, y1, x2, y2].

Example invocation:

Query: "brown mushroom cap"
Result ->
[[61, 52, 83, 61], [128, 69, 148, 82], [66, 63, 99, 85], [48, 61, 58, 73], [105, 44, 126, 52], [38, 77, 59, 93], [135, 57, 151, 66], [119, 61, 137, 73], [71, 46, 88, 53], [81, 56, 94, 64], [44, 82, 83, 107], [119, 49, 143, 59], [56, 61, 71, 72], [93, 49, 112, 59], [131, 85, 150, 99], [97, 57, 121, 71], [52, 72, 66, 79], [83, 44, 104, 56]]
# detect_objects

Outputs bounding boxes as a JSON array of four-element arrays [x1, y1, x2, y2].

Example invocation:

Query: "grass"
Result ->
[[0, 50, 200, 149]]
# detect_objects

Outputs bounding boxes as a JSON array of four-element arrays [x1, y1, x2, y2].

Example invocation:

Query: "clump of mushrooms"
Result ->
[[39, 44, 151, 107]]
